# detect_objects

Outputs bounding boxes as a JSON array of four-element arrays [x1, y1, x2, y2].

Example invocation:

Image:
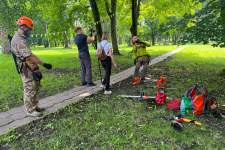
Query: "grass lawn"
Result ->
[[0, 44, 178, 112], [1, 45, 225, 149]]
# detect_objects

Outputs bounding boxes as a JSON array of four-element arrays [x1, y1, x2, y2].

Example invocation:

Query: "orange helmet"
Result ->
[[17, 16, 34, 29]]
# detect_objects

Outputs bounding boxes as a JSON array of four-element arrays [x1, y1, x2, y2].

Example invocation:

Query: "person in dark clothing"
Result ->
[[74, 27, 96, 86], [97, 32, 117, 94]]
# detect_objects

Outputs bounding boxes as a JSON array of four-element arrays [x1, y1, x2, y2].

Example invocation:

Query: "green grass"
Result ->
[[0, 44, 178, 112], [1, 45, 225, 149], [159, 45, 225, 102]]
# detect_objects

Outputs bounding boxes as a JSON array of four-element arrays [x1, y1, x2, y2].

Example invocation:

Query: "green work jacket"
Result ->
[[132, 41, 150, 59]]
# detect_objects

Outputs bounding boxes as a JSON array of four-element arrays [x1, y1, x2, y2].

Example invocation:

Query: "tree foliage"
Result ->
[[4, 0, 224, 55], [179, 0, 225, 47]]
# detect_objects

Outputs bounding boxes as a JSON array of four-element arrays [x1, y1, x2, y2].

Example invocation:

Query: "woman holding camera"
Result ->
[[97, 32, 117, 94]]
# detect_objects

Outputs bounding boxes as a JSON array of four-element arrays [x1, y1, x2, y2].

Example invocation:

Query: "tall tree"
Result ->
[[179, 0, 225, 47], [89, 0, 103, 42], [130, 0, 141, 38], [39, 0, 71, 48], [220, 0, 225, 46], [0, 0, 26, 54], [117, 0, 200, 46], [105, 0, 120, 55], [0, 0, 44, 53], [1, 25, 10, 54]]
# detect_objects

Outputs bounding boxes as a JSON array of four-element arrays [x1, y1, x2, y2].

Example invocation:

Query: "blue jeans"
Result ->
[[78, 52, 93, 84]]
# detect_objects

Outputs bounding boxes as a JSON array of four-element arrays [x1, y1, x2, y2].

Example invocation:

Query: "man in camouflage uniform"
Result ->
[[11, 16, 52, 117]]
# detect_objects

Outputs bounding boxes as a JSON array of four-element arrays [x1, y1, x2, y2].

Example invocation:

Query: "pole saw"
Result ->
[[90, 28, 103, 83], [121, 89, 170, 101]]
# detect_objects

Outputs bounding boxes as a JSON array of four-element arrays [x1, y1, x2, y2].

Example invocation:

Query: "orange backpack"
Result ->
[[191, 94, 206, 114]]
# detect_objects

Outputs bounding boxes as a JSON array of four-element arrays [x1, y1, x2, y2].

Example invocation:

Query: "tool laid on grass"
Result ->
[[166, 115, 202, 126], [168, 115, 202, 131], [121, 89, 171, 102], [182, 118, 202, 126], [121, 89, 156, 101], [145, 85, 176, 90]]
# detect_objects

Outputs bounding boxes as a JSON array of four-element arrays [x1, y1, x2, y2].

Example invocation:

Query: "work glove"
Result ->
[[43, 63, 52, 69]]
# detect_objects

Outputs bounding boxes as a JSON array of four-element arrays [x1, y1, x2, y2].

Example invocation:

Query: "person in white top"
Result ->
[[97, 32, 117, 94]]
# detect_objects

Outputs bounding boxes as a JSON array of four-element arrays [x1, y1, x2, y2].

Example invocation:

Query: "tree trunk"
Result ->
[[63, 32, 68, 48], [89, 0, 103, 42], [130, 0, 141, 52], [173, 34, 177, 45], [130, 0, 138, 38], [105, 0, 120, 55], [119, 36, 122, 45], [102, 20, 105, 30], [1, 25, 11, 54], [220, 0, 225, 46], [151, 29, 155, 45], [111, 12, 119, 55]]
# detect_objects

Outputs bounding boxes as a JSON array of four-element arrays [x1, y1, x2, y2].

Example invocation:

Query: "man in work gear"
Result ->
[[131, 36, 151, 84], [74, 27, 96, 86], [11, 16, 52, 117]]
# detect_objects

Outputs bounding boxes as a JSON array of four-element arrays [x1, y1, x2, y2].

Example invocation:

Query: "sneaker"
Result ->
[[87, 83, 96, 86], [104, 90, 112, 94], [81, 82, 87, 86], [100, 84, 105, 88], [35, 107, 45, 112], [27, 110, 43, 117]]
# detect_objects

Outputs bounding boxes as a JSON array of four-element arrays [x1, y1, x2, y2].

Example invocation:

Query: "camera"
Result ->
[[135, 39, 140, 44], [89, 29, 95, 37]]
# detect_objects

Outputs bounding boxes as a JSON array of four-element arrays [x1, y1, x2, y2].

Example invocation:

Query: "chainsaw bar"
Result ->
[[143, 79, 157, 83]]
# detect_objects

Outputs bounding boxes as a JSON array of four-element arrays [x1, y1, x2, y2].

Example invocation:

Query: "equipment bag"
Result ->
[[25, 59, 42, 81], [167, 99, 180, 110], [96, 42, 109, 60], [191, 94, 206, 114], [184, 84, 206, 113], [155, 90, 166, 104], [32, 66, 42, 81], [205, 98, 218, 111]]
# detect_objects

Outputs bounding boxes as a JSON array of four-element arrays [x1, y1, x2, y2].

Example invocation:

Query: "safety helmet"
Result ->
[[17, 16, 34, 29]]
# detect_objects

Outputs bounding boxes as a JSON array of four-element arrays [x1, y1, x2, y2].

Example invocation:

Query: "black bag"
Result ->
[[32, 66, 42, 81]]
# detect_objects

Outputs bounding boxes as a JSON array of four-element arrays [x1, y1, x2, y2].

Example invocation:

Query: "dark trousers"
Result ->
[[101, 56, 111, 90], [78, 52, 93, 84]]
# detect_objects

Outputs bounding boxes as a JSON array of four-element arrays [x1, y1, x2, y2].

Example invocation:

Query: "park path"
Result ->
[[0, 46, 187, 136]]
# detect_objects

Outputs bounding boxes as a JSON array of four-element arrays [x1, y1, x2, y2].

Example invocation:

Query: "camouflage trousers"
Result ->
[[21, 71, 41, 113], [134, 55, 149, 79]]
